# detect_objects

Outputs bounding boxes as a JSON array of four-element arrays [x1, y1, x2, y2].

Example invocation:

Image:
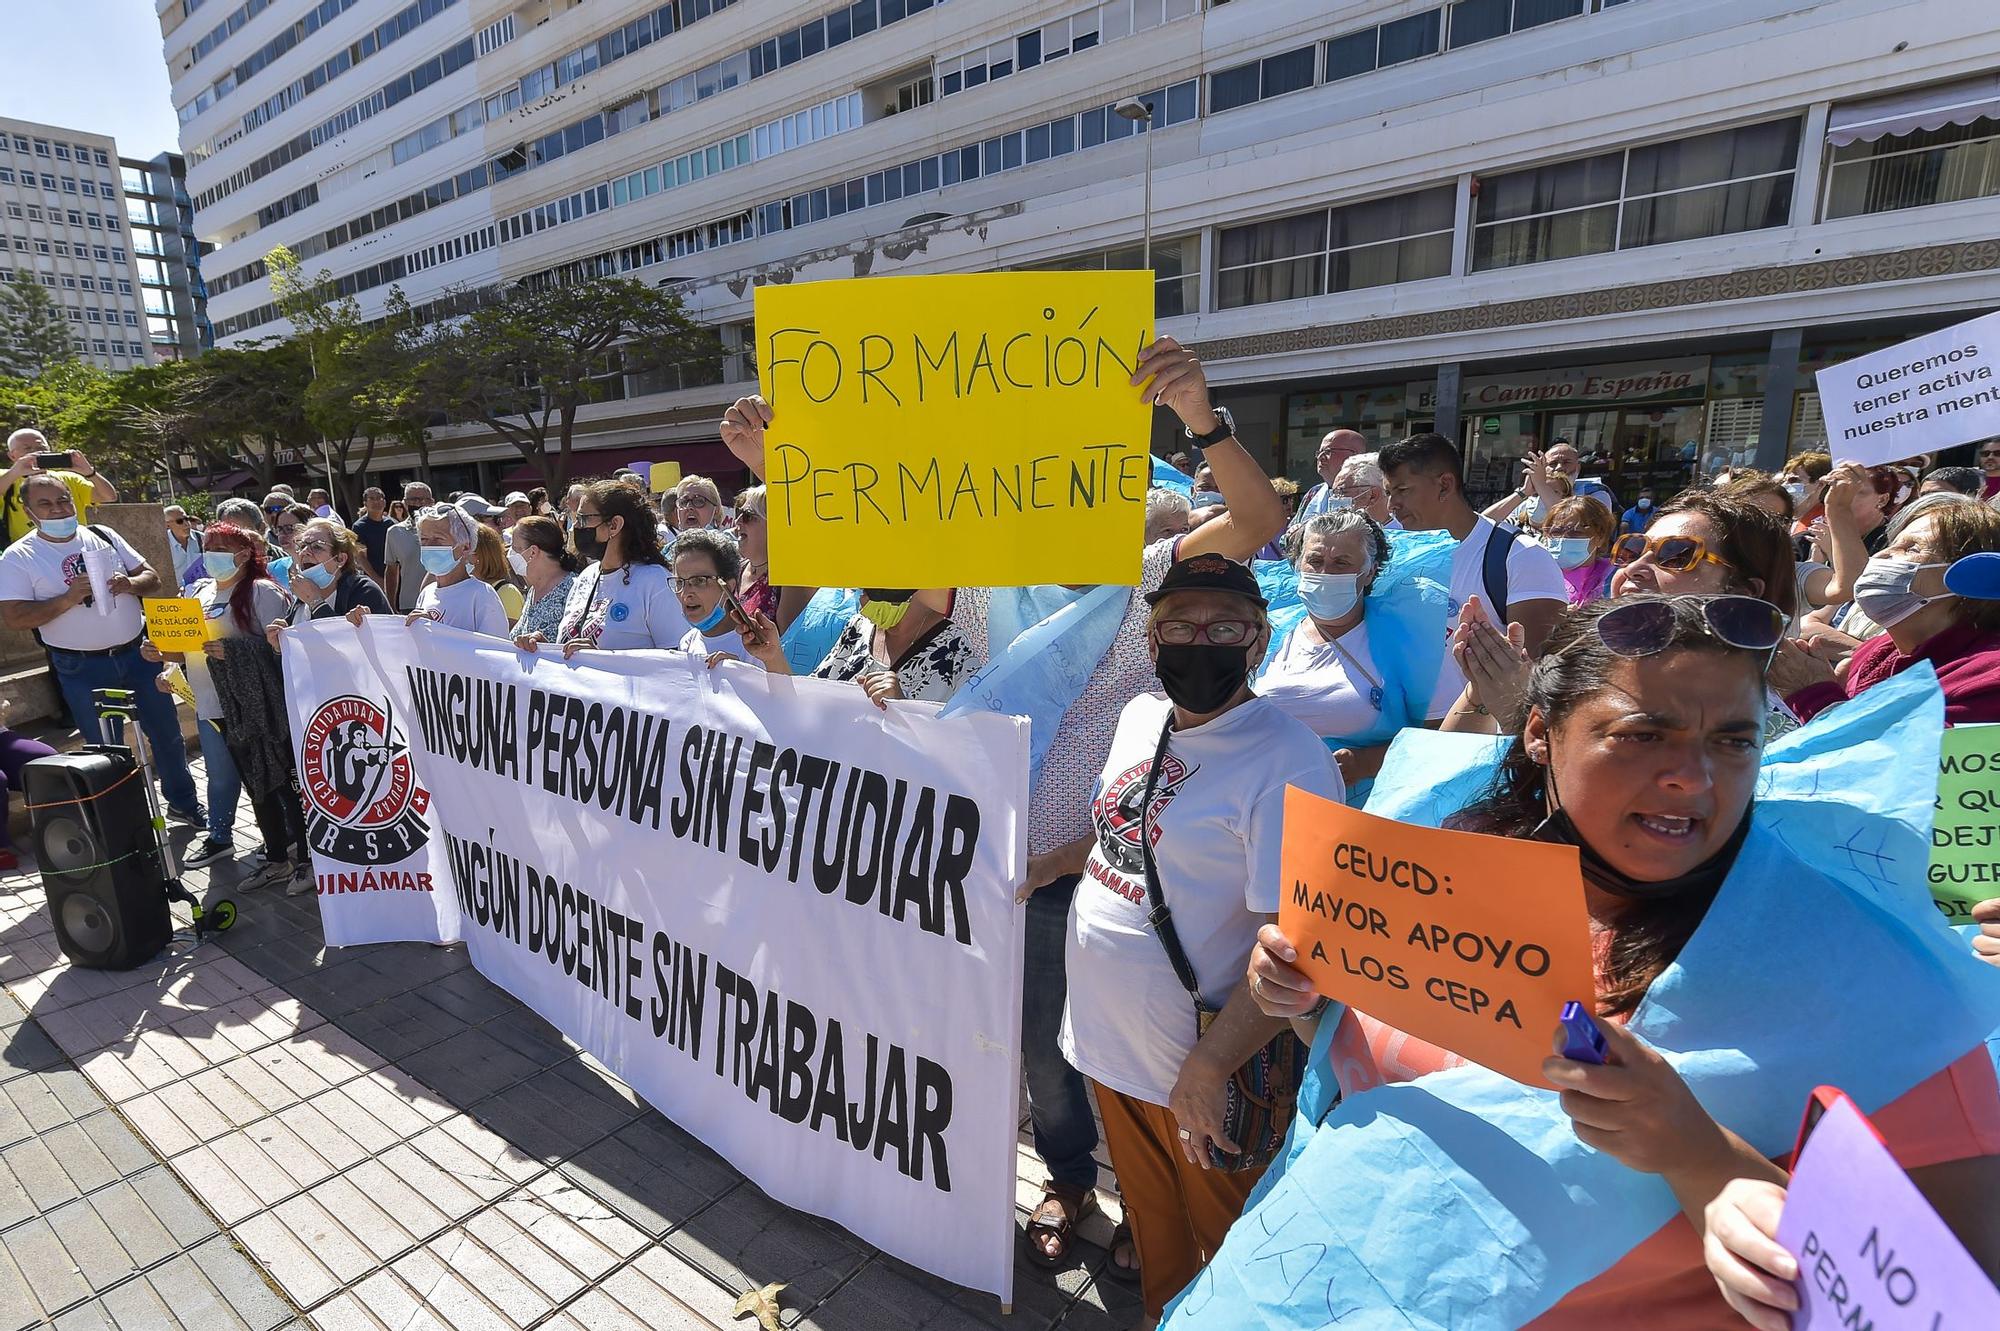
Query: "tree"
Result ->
[[412, 276, 703, 492], [269, 246, 391, 512], [174, 340, 315, 493], [0, 277, 80, 379]]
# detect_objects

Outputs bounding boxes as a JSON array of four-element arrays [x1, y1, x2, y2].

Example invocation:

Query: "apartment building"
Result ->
[[121, 151, 215, 361], [163, 0, 2000, 499]]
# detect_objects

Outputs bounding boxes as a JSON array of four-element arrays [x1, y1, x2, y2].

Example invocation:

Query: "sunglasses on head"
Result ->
[[1611, 531, 1733, 574], [1593, 594, 1785, 658]]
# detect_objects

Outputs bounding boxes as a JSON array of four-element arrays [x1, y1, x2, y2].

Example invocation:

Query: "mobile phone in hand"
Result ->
[[33, 451, 76, 470]]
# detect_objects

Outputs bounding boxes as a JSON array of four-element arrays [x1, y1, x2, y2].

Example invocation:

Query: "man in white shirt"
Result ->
[[1379, 432, 1568, 658], [163, 506, 203, 587], [0, 474, 202, 821]]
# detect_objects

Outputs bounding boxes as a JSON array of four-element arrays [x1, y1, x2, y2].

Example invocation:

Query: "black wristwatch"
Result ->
[[1183, 404, 1235, 448]]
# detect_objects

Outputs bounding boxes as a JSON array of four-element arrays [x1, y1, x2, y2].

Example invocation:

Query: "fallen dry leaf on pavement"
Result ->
[[731, 1280, 787, 1331]]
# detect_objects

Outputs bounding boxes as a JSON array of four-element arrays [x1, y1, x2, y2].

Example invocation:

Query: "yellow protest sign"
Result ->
[[648, 461, 683, 494], [1278, 788, 1596, 1088], [142, 597, 210, 652], [1929, 724, 2000, 923], [754, 272, 1153, 587]]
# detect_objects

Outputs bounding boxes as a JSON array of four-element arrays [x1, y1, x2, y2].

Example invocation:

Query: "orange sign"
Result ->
[[1278, 788, 1595, 1087]]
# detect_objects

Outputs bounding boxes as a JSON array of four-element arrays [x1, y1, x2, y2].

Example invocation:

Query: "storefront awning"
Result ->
[[1826, 72, 2000, 147]]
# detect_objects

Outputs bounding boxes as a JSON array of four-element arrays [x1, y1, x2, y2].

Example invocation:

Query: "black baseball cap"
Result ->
[[1144, 552, 1267, 608]]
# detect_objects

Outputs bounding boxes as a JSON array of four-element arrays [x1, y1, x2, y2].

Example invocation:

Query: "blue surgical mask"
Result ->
[[202, 551, 241, 580], [299, 560, 337, 590], [36, 516, 78, 539], [419, 547, 458, 576], [692, 599, 729, 634], [1547, 537, 1595, 571], [1297, 571, 1362, 621]]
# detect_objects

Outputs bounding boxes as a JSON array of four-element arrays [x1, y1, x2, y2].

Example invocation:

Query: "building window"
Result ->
[[1026, 234, 1204, 318], [1209, 45, 1317, 113], [1825, 116, 2000, 219], [1448, 0, 1586, 50], [1472, 119, 1799, 270], [1218, 184, 1456, 308]]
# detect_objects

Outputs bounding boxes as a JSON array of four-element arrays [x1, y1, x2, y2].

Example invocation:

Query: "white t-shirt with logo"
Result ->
[[415, 577, 510, 638], [557, 562, 692, 651], [1061, 693, 1342, 1106], [1261, 618, 1457, 739], [0, 525, 147, 650]]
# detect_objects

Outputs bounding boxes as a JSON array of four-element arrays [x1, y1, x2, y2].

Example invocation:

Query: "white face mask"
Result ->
[[1297, 571, 1363, 621], [1782, 481, 1808, 506], [1546, 537, 1595, 571], [1852, 556, 1951, 628], [507, 547, 528, 577]]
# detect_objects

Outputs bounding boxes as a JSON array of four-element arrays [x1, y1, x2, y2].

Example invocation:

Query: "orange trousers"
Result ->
[[1093, 1080, 1268, 1319]]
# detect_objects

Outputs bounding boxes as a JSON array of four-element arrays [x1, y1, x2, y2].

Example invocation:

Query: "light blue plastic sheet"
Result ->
[[1164, 665, 2000, 1330]]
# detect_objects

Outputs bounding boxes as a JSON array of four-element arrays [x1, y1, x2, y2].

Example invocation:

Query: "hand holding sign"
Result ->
[[754, 271, 1153, 588], [143, 596, 211, 653], [1544, 1013, 1735, 1179], [1774, 1091, 2000, 1329], [1276, 789, 1594, 1086]]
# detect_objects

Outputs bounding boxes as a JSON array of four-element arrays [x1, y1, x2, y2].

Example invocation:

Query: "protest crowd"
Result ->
[[0, 322, 1997, 1330]]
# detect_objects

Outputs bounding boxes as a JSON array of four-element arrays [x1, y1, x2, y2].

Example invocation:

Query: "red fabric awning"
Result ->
[[499, 441, 746, 487]]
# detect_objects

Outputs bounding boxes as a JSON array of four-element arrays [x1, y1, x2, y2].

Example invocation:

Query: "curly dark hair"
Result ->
[[583, 480, 670, 570]]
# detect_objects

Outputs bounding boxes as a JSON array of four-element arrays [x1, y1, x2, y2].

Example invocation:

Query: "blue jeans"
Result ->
[[196, 719, 239, 842], [1024, 873, 1098, 1191], [48, 642, 200, 814]]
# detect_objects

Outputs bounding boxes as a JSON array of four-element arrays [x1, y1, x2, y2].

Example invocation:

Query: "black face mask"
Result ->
[[1154, 643, 1251, 715], [573, 524, 605, 563], [1530, 803, 1752, 901]]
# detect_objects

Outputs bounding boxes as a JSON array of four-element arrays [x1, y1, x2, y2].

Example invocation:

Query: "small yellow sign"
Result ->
[[648, 461, 683, 494], [142, 597, 210, 652], [754, 271, 1154, 588]]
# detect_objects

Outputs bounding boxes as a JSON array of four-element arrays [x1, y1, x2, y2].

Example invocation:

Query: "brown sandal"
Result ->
[[1103, 1220, 1140, 1287], [1023, 1182, 1098, 1267]]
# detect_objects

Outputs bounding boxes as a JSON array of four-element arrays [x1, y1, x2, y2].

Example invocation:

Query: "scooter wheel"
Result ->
[[207, 900, 238, 933]]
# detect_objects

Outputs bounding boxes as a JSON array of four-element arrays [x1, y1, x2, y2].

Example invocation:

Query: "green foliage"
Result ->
[[0, 277, 79, 379], [410, 276, 703, 491]]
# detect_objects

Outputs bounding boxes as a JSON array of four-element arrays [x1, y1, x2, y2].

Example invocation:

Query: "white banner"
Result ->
[[1815, 311, 2000, 465], [280, 619, 1029, 1301]]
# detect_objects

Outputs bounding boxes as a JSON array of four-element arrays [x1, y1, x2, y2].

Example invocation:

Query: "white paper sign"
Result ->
[[1814, 312, 2000, 465], [280, 619, 1029, 1302], [81, 544, 115, 617]]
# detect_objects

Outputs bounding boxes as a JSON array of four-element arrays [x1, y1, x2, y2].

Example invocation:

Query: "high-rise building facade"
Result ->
[[121, 151, 215, 361], [0, 117, 158, 373], [164, 0, 2000, 497]]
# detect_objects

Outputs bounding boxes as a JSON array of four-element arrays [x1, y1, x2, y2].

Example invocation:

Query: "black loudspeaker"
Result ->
[[24, 748, 170, 970]]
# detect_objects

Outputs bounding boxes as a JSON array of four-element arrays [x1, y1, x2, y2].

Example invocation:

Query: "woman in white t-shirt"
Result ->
[[1043, 553, 1342, 1326], [141, 520, 292, 868], [381, 504, 509, 637], [1259, 509, 1454, 799], [528, 481, 690, 656]]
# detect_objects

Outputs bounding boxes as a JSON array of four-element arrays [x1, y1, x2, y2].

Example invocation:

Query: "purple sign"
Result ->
[[1776, 1091, 1999, 1329]]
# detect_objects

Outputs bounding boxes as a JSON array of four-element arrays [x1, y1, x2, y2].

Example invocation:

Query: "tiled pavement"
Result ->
[[0, 768, 1140, 1329]]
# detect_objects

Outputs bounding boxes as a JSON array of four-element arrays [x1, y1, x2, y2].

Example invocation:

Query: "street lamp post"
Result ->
[[1113, 98, 1155, 275]]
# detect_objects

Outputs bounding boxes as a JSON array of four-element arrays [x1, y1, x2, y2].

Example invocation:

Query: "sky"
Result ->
[[2, 0, 183, 162]]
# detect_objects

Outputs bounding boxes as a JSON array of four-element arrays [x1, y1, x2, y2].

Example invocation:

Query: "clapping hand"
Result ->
[[1450, 597, 1530, 725]]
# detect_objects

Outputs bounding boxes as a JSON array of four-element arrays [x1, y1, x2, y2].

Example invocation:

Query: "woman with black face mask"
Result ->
[[1050, 553, 1341, 1327], [518, 480, 690, 656], [1241, 594, 2000, 1328]]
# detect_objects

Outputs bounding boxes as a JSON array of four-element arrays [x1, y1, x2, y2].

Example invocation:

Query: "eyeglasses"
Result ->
[[1593, 595, 1785, 657], [676, 497, 714, 510], [573, 513, 603, 529], [1152, 619, 1258, 647], [1610, 532, 1733, 574], [168, 517, 190, 527], [296, 539, 333, 555], [273, 522, 301, 536], [671, 574, 722, 592]]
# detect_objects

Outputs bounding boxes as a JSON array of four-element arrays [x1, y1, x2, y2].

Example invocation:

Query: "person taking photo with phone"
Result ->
[[1, 428, 117, 547]]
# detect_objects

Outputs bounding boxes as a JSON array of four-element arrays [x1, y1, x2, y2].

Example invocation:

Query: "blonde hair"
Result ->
[[469, 523, 513, 586], [302, 517, 360, 572], [676, 475, 722, 509], [733, 484, 765, 518]]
